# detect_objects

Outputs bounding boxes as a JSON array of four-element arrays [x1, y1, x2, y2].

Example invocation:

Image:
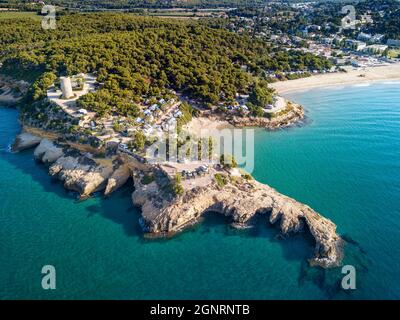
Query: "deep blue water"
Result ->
[[0, 81, 399, 299]]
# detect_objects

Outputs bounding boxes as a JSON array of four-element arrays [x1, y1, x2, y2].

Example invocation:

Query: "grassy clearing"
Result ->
[[0, 11, 40, 21]]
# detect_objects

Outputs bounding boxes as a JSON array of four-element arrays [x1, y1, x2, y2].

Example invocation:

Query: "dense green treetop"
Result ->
[[0, 12, 331, 115], [1, 0, 266, 10]]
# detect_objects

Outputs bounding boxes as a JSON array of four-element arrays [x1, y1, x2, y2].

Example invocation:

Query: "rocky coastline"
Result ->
[[132, 167, 343, 268], [12, 131, 344, 268], [0, 75, 29, 106], [228, 103, 305, 129], [201, 102, 305, 131], [6, 70, 342, 269]]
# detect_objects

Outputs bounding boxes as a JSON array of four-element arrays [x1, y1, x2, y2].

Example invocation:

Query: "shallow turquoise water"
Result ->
[[0, 81, 399, 299]]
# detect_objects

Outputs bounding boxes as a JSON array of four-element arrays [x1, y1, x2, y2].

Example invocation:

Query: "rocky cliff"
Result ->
[[133, 171, 343, 268], [0, 75, 29, 106], [104, 163, 132, 196], [49, 155, 114, 198], [13, 133, 127, 198], [228, 103, 305, 129], [13, 132, 343, 268], [34, 138, 64, 164], [12, 132, 42, 152]]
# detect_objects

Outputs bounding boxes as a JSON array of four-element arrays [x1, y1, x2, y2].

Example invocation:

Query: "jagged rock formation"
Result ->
[[228, 103, 305, 129], [13, 132, 343, 268], [133, 172, 343, 268], [12, 133, 42, 152], [0, 75, 28, 105], [49, 155, 114, 198], [104, 163, 131, 196], [13, 133, 118, 198], [34, 139, 64, 164], [200, 103, 305, 130]]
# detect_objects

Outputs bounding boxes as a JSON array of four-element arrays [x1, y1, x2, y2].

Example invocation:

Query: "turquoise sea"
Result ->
[[0, 81, 399, 299]]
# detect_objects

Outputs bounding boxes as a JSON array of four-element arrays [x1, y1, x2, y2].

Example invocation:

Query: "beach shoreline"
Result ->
[[271, 63, 400, 95]]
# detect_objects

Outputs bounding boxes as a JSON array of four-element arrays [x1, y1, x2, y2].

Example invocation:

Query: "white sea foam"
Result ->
[[381, 81, 400, 85], [352, 83, 371, 88]]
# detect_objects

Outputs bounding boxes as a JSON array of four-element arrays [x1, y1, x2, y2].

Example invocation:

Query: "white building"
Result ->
[[364, 45, 388, 54], [149, 104, 158, 111], [371, 34, 385, 43], [345, 40, 367, 51], [173, 111, 183, 118], [351, 60, 367, 68], [357, 33, 372, 42]]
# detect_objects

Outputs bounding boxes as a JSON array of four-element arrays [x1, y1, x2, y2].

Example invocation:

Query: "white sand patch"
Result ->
[[271, 63, 400, 95], [184, 116, 233, 137]]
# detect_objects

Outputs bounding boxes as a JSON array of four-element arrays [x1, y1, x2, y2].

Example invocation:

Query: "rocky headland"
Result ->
[[12, 131, 344, 268], [132, 166, 343, 268], [227, 103, 305, 129], [11, 132, 42, 152], [7, 73, 340, 270], [196, 102, 306, 131], [0, 75, 29, 106]]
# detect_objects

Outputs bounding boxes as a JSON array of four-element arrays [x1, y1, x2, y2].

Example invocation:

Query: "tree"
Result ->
[[247, 102, 265, 117], [2, 12, 334, 118], [248, 81, 274, 108], [132, 131, 146, 151], [220, 154, 238, 169], [172, 173, 184, 196], [29, 72, 57, 101]]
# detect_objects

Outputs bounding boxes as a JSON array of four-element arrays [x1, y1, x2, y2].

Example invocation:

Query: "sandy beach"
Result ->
[[184, 116, 233, 136], [271, 63, 400, 95]]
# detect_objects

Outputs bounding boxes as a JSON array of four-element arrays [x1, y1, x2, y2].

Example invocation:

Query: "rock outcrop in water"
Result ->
[[104, 163, 132, 196], [12, 133, 42, 152], [132, 168, 343, 268], [228, 103, 305, 129], [13, 132, 344, 268], [14, 133, 119, 198], [34, 139, 64, 164], [0, 75, 29, 106], [49, 155, 114, 198], [201, 103, 305, 130]]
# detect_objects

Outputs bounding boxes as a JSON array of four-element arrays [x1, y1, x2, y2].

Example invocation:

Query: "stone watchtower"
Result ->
[[60, 76, 74, 99]]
